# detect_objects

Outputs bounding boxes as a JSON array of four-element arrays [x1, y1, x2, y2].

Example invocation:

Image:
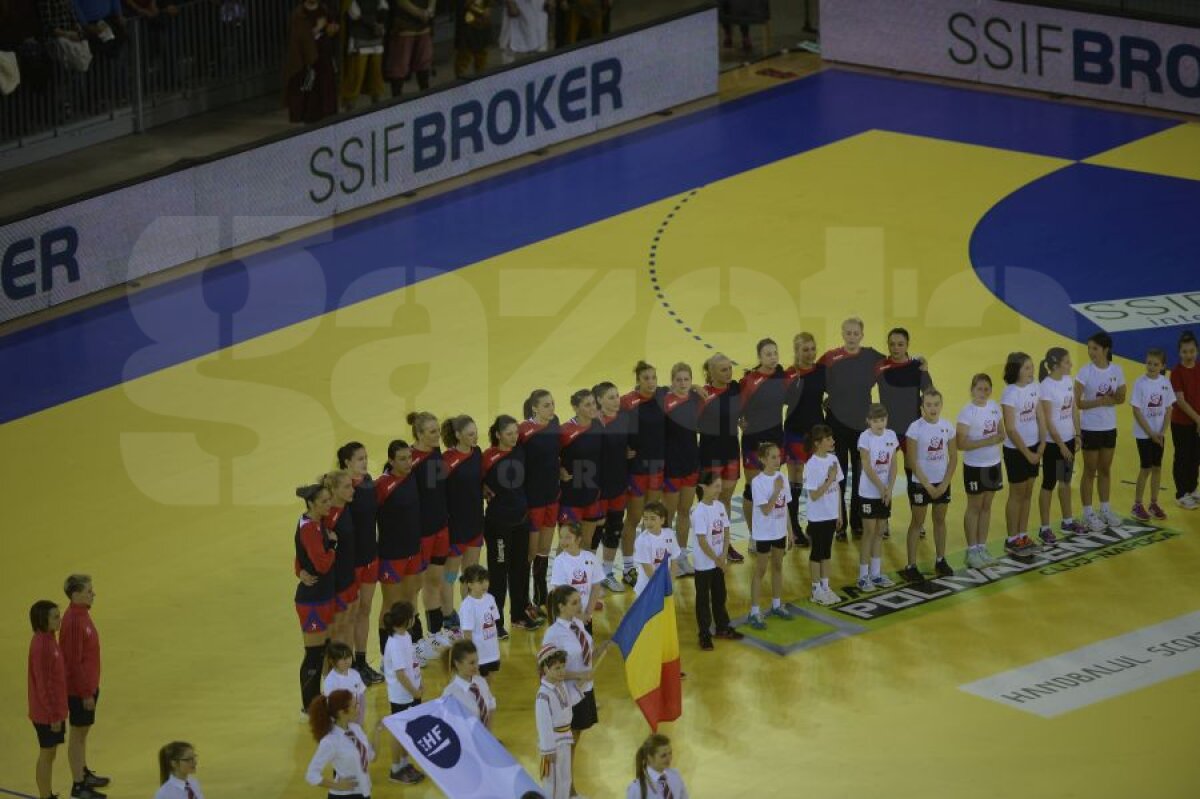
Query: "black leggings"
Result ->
[[830, 416, 864, 531], [1172, 422, 1200, 498], [485, 515, 531, 625], [300, 643, 325, 712]]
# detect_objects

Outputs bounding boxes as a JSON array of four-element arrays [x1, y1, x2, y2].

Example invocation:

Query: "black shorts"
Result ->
[[753, 537, 787, 554], [908, 481, 951, 506], [1081, 429, 1117, 451], [859, 498, 891, 520], [806, 519, 836, 561], [571, 689, 598, 731], [390, 699, 420, 714], [479, 660, 501, 677], [963, 464, 1003, 495], [68, 691, 98, 727], [1041, 438, 1076, 490], [33, 722, 65, 748], [1003, 446, 1041, 483], [1136, 438, 1164, 468]]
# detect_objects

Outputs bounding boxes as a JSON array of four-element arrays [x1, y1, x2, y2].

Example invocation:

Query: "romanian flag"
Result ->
[[612, 558, 681, 731]]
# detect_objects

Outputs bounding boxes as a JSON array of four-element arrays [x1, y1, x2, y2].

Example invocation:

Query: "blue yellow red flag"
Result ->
[[611, 557, 681, 730]]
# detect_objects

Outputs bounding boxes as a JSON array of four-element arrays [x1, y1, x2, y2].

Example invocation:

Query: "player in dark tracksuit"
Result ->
[[784, 332, 825, 547], [697, 353, 745, 563], [875, 327, 934, 538], [593, 381, 632, 592]]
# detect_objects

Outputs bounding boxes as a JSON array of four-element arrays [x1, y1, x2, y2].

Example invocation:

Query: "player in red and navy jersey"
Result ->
[[620, 361, 669, 586], [783, 333, 824, 547], [408, 411, 454, 654], [483, 415, 535, 634], [294, 482, 337, 712], [520, 390, 562, 618], [739, 338, 788, 536], [321, 470, 359, 650], [593, 381, 632, 592], [697, 353, 745, 563], [337, 441, 384, 685], [374, 440, 424, 658], [559, 390, 605, 548], [441, 415, 484, 633], [662, 362, 701, 576]]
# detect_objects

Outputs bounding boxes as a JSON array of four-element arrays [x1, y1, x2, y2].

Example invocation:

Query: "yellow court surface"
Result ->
[[3, 62, 1199, 798]]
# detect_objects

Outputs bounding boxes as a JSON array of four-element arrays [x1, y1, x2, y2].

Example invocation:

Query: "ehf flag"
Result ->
[[382, 697, 540, 798]]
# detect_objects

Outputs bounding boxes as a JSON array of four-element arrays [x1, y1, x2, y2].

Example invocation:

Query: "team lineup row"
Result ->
[[287, 321, 1200, 788]]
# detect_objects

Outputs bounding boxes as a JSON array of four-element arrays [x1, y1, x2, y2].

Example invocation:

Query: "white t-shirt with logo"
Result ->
[[688, 501, 729, 571], [458, 593, 502, 665], [856, 429, 899, 499], [1131, 374, 1176, 439], [1076, 362, 1126, 431], [750, 471, 791, 541], [904, 418, 955, 483], [383, 632, 422, 704], [1001, 382, 1040, 448], [803, 453, 844, 523], [956, 401, 1003, 468], [550, 550, 604, 612], [633, 528, 681, 595], [1039, 375, 1077, 444]]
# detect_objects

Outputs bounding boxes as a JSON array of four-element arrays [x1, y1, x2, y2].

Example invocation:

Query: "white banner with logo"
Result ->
[[821, 0, 1200, 114], [382, 697, 540, 798], [0, 7, 717, 324]]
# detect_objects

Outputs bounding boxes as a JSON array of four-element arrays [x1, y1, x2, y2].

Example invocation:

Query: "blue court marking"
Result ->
[[0, 69, 1178, 423], [969, 162, 1200, 359]]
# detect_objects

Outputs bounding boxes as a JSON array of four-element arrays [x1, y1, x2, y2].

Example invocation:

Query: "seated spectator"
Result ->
[[72, 0, 126, 55], [284, 0, 339, 123], [340, 0, 387, 111]]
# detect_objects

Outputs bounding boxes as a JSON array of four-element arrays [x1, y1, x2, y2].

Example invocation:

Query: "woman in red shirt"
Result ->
[[29, 599, 68, 799], [1171, 330, 1200, 508]]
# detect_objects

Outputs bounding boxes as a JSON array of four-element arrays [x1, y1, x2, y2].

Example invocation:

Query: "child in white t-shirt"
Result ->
[[689, 472, 743, 648], [550, 523, 605, 631], [803, 425, 843, 605], [381, 601, 424, 785], [1131, 348, 1177, 521], [747, 441, 793, 629], [321, 642, 367, 727], [903, 390, 957, 581], [633, 502, 681, 597], [458, 565, 503, 684], [856, 404, 899, 592]]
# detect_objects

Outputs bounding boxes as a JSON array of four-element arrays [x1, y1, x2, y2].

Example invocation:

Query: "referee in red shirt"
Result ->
[[59, 575, 110, 799]]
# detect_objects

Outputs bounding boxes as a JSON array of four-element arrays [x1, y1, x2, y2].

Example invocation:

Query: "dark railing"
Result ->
[[1000, 0, 1200, 27], [1, 0, 294, 156]]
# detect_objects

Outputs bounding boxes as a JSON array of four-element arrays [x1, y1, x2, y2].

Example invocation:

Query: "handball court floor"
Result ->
[[2, 55, 1199, 798]]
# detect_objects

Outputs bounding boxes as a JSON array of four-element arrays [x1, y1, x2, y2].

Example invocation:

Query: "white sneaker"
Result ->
[[810, 589, 824, 605], [872, 574, 895, 589], [978, 547, 998, 566], [856, 576, 875, 592], [430, 631, 453, 649], [414, 639, 436, 663], [1178, 494, 1199, 510], [820, 586, 840, 605], [601, 574, 626, 593], [1101, 508, 1123, 528], [1084, 510, 1106, 533]]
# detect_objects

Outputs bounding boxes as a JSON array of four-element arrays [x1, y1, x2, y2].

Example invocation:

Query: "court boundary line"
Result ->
[[0, 786, 38, 799]]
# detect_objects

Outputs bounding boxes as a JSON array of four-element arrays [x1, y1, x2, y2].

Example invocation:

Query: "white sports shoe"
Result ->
[[414, 639, 436, 663], [1178, 494, 1199, 510], [1084, 510, 1106, 533], [601, 574, 626, 593], [810, 589, 824, 605], [819, 586, 840, 605], [1101, 508, 1123, 528], [430, 631, 454, 650]]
